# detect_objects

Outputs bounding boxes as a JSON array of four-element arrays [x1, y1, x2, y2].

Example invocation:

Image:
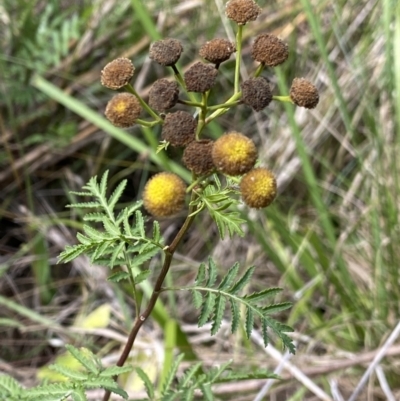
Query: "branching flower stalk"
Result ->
[[101, 193, 198, 401], [56, 1, 320, 400]]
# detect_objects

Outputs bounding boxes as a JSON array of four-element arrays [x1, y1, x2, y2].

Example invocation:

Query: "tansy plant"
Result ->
[[0, 0, 319, 400]]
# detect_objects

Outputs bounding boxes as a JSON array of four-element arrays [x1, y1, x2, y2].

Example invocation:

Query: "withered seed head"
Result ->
[[240, 167, 277, 208], [148, 79, 179, 112], [149, 38, 183, 66], [225, 0, 262, 25], [184, 62, 218, 93], [199, 39, 236, 64], [161, 111, 197, 147], [105, 93, 142, 128], [101, 58, 135, 90], [251, 34, 289, 67], [182, 140, 215, 176], [212, 132, 257, 176], [241, 77, 272, 111], [289, 78, 319, 109]]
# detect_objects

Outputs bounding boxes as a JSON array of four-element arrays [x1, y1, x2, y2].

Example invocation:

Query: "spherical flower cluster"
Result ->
[[212, 132, 257, 176], [101, 58, 135, 90], [105, 93, 142, 127], [241, 77, 272, 111], [240, 168, 277, 208], [143, 172, 187, 217], [149, 79, 179, 112], [149, 38, 183, 66], [162, 111, 197, 147], [251, 34, 289, 67], [183, 140, 215, 176], [290, 78, 319, 109], [225, 0, 262, 25], [184, 62, 218, 93], [199, 39, 236, 64]]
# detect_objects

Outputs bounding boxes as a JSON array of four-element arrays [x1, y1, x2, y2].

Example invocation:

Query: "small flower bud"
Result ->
[[251, 34, 288, 67], [289, 78, 319, 109], [143, 172, 187, 217], [212, 132, 257, 176], [225, 0, 262, 25], [149, 79, 179, 112], [149, 38, 183, 66], [184, 62, 218, 93], [105, 93, 142, 128], [101, 58, 135, 90], [199, 39, 236, 64], [240, 167, 277, 208], [162, 111, 197, 147], [182, 140, 215, 176], [241, 77, 272, 111]]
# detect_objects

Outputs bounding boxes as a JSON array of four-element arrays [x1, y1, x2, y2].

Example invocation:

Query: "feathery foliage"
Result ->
[[190, 258, 295, 353], [135, 354, 279, 401], [190, 176, 245, 239], [58, 171, 163, 283], [0, 345, 132, 401]]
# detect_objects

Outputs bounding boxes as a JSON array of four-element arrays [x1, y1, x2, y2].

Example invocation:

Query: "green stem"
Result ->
[[136, 118, 161, 127], [273, 95, 293, 103], [177, 99, 203, 108], [125, 84, 162, 123], [208, 100, 240, 111], [124, 248, 141, 319], [234, 25, 244, 93], [171, 64, 199, 104], [254, 63, 265, 78], [205, 91, 242, 124], [192, 92, 208, 140]]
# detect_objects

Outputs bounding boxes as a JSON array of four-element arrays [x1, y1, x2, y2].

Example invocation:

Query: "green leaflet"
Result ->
[[57, 171, 163, 277], [187, 258, 295, 353]]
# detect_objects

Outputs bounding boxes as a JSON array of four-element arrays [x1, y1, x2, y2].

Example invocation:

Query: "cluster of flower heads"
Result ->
[[100, 0, 319, 218]]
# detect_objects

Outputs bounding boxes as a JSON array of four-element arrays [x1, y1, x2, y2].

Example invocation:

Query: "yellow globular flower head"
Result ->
[[212, 132, 257, 176], [101, 58, 135, 90], [240, 167, 277, 208], [105, 93, 142, 128], [143, 172, 187, 217]]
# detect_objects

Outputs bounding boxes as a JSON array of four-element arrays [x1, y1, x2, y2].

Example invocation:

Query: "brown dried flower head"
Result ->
[[240, 167, 277, 208], [149, 79, 179, 113], [225, 0, 262, 25], [101, 58, 135, 90], [162, 111, 197, 147], [241, 77, 272, 111], [149, 38, 183, 66], [289, 78, 319, 109], [143, 172, 187, 217], [212, 132, 257, 176], [182, 140, 215, 176], [199, 39, 236, 64], [184, 62, 218, 93], [105, 93, 142, 128], [251, 34, 289, 67]]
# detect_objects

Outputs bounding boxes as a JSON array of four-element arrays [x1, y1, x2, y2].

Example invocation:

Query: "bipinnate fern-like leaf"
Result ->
[[190, 176, 246, 239], [0, 344, 133, 401], [133, 354, 278, 401], [190, 258, 295, 353], [58, 171, 164, 283]]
